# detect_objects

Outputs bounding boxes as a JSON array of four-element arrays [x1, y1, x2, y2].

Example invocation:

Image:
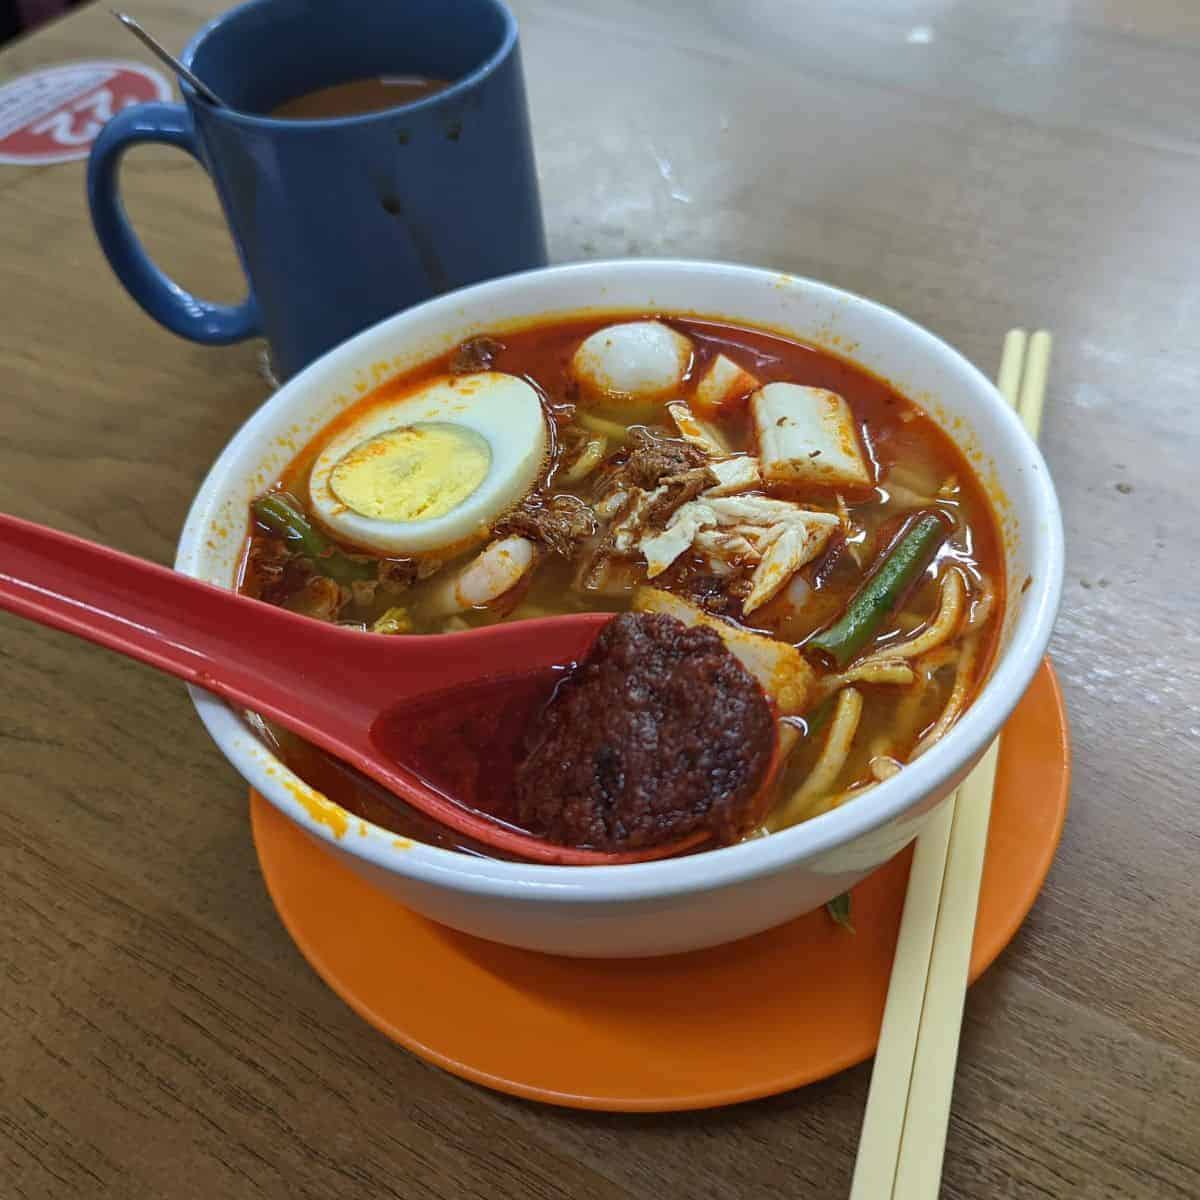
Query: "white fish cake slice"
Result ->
[[751, 383, 871, 489], [571, 321, 693, 409], [693, 354, 760, 416]]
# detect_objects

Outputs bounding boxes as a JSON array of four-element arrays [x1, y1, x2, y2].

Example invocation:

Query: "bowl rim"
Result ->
[[177, 257, 1064, 903]]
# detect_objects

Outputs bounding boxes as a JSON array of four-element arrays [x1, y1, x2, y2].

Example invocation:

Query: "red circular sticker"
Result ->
[[0, 60, 172, 165]]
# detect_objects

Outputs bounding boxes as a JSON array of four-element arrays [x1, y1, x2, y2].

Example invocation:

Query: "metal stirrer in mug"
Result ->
[[110, 10, 229, 108]]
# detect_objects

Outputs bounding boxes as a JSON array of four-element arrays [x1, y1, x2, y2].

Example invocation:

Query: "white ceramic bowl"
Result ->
[[177, 260, 1063, 958]]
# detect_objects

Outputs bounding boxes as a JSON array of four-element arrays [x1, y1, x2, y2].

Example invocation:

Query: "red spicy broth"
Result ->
[[242, 314, 1006, 852]]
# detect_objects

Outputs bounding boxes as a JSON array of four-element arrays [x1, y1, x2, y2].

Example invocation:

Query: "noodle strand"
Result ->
[[767, 687, 864, 830]]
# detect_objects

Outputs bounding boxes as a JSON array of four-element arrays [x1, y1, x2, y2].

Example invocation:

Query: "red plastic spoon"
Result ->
[[0, 512, 709, 866]]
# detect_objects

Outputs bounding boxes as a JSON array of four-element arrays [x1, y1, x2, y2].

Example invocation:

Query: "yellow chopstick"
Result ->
[[1017, 330, 1051, 440], [892, 331, 1050, 1195], [849, 328, 1051, 1200]]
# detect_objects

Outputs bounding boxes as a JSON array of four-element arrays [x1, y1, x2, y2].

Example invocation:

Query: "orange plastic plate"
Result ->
[[252, 660, 1069, 1112]]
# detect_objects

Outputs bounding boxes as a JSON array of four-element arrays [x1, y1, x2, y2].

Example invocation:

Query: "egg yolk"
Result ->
[[329, 422, 491, 522]]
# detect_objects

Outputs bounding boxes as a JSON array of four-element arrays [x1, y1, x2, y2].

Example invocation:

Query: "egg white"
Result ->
[[308, 372, 547, 555]]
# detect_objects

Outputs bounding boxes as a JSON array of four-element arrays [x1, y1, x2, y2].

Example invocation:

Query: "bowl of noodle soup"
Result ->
[[177, 260, 1062, 957]]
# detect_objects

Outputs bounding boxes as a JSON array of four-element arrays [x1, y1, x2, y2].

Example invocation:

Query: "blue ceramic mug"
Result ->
[[87, 0, 547, 379]]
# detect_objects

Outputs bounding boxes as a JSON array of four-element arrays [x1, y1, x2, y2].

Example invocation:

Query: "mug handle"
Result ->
[[87, 102, 261, 345]]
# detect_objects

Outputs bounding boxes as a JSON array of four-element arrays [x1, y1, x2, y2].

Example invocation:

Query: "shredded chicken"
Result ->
[[449, 334, 504, 373], [494, 493, 596, 558], [246, 536, 290, 597], [598, 427, 709, 493], [638, 495, 839, 613], [285, 575, 344, 622], [376, 558, 414, 592], [610, 489, 655, 553], [577, 432, 719, 593], [574, 488, 653, 591], [743, 523, 830, 612], [644, 465, 718, 529], [594, 488, 628, 519], [692, 529, 758, 567], [666, 569, 751, 616]]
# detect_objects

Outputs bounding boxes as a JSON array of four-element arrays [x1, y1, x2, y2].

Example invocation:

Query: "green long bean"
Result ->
[[806, 512, 949, 669], [251, 493, 376, 585], [826, 892, 854, 933]]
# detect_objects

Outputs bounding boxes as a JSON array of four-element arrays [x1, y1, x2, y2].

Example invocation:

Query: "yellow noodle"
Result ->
[[887, 650, 952, 753], [916, 644, 960, 673], [861, 568, 967, 665], [887, 462, 941, 498], [767, 687, 864, 830], [836, 492, 865, 568], [881, 481, 937, 510], [818, 660, 915, 702], [869, 733, 894, 760], [508, 602, 552, 620], [576, 411, 630, 442], [807, 780, 878, 820], [776, 719, 804, 761], [963, 575, 996, 633], [562, 436, 608, 482], [911, 635, 979, 758], [870, 755, 903, 782]]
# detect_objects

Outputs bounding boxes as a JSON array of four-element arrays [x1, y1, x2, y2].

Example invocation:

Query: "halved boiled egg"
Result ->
[[570, 320, 693, 410], [309, 372, 547, 555]]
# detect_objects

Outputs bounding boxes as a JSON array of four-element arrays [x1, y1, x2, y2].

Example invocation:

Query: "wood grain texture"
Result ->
[[2, 1, 1198, 1196]]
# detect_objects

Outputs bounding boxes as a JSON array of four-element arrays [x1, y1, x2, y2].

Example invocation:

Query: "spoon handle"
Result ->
[[0, 512, 608, 741], [0, 512, 372, 738], [0, 513, 696, 865]]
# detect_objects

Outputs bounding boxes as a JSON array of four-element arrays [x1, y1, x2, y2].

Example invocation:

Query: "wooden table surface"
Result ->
[[3, 2, 1198, 1196]]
